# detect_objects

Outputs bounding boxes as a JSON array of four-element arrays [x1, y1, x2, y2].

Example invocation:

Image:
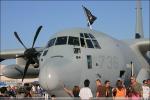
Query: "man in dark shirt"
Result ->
[[101, 80, 113, 97], [130, 76, 143, 97]]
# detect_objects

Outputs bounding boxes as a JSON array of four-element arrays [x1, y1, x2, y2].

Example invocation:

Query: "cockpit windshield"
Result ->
[[46, 38, 56, 48], [92, 40, 101, 49], [89, 33, 95, 39], [68, 36, 80, 46], [84, 33, 90, 38], [80, 33, 101, 49], [55, 36, 67, 45], [46, 33, 101, 49], [86, 39, 94, 48]]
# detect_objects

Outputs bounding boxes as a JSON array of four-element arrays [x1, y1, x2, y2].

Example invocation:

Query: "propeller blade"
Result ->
[[32, 26, 43, 48], [14, 32, 27, 49], [22, 59, 31, 82]]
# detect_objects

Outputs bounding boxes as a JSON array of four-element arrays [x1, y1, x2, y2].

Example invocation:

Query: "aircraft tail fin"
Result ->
[[135, 0, 144, 39]]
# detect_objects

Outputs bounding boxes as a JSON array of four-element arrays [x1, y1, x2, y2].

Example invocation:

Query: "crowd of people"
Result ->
[[63, 76, 150, 100], [0, 83, 48, 98], [0, 76, 149, 99]]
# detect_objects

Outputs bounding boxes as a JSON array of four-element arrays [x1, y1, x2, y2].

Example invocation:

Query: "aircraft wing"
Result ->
[[0, 47, 44, 62], [122, 38, 150, 68]]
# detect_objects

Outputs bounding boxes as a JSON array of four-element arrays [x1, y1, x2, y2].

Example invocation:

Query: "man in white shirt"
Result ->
[[79, 79, 93, 100], [142, 80, 150, 100]]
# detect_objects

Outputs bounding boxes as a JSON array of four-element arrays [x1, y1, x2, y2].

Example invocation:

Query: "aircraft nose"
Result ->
[[39, 63, 59, 91]]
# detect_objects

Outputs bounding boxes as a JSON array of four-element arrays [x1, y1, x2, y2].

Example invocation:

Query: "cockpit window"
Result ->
[[89, 33, 95, 39], [80, 38, 86, 47], [84, 33, 90, 38], [55, 36, 67, 45], [92, 40, 101, 49], [86, 39, 94, 48], [79, 33, 101, 49], [68, 36, 80, 46], [46, 38, 56, 48], [80, 33, 84, 38]]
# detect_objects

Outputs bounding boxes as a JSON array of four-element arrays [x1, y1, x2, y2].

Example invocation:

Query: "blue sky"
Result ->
[[0, 0, 149, 64]]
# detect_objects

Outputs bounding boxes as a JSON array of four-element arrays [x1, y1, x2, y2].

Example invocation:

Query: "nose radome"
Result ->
[[39, 64, 59, 91], [46, 68, 59, 90]]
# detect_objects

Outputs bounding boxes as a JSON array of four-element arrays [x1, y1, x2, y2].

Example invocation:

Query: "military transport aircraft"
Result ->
[[0, 0, 149, 97]]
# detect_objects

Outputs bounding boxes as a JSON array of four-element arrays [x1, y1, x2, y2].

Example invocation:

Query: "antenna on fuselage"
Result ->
[[135, 0, 144, 39]]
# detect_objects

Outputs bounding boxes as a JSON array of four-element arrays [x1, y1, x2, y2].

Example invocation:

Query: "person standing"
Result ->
[[51, 95, 56, 100], [79, 79, 93, 100], [95, 79, 103, 97], [31, 85, 36, 96], [63, 85, 80, 97], [147, 79, 150, 88], [130, 76, 143, 97], [112, 80, 126, 99], [142, 80, 150, 100], [24, 84, 32, 97], [101, 80, 113, 98]]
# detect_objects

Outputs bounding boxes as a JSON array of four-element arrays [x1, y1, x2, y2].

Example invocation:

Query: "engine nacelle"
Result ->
[[2, 64, 39, 79]]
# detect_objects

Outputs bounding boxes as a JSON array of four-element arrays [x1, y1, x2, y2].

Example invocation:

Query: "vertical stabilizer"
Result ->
[[135, 0, 144, 39]]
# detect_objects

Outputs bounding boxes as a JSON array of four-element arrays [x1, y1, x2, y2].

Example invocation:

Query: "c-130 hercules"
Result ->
[[0, 0, 149, 96]]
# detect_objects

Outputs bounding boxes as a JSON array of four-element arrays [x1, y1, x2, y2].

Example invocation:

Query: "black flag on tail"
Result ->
[[82, 6, 97, 26]]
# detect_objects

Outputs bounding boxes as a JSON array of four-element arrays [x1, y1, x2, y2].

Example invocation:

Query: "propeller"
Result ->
[[14, 32, 27, 49], [32, 26, 42, 48], [14, 26, 43, 81], [22, 59, 31, 82]]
